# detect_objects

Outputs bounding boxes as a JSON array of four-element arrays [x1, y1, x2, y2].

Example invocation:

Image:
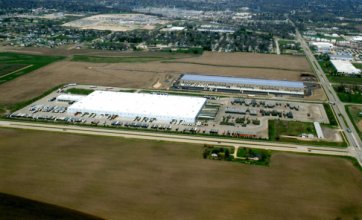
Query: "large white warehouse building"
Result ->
[[310, 42, 334, 53], [67, 91, 206, 123], [331, 60, 361, 75]]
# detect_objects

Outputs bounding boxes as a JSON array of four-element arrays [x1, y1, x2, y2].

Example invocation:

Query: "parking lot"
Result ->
[[9, 84, 330, 139]]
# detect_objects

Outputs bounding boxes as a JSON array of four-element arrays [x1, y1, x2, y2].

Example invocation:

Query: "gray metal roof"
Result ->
[[181, 74, 304, 89]]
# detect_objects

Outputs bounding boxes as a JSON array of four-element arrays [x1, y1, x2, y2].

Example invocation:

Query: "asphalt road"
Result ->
[[294, 26, 362, 165], [0, 120, 350, 157]]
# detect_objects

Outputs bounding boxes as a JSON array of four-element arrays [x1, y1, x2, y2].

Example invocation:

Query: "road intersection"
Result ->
[[295, 27, 362, 165]]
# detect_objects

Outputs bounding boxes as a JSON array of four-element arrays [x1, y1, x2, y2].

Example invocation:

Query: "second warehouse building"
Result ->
[[67, 91, 206, 123], [176, 74, 305, 96]]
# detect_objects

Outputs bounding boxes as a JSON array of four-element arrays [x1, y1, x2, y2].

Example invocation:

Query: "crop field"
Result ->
[[0, 128, 361, 220], [328, 76, 362, 85], [175, 52, 312, 72], [0, 193, 101, 220], [0, 63, 28, 77], [71, 55, 174, 63], [0, 52, 64, 85], [0, 52, 317, 105]]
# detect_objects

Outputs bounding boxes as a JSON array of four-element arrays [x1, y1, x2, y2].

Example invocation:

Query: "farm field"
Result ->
[[0, 63, 28, 77], [0, 193, 101, 220], [172, 52, 312, 72], [0, 52, 317, 105], [0, 46, 199, 57], [0, 128, 361, 220], [71, 55, 174, 63], [0, 52, 64, 85]]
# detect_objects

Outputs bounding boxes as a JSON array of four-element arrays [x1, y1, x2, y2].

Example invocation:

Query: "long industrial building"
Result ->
[[175, 74, 305, 96], [330, 60, 361, 75], [67, 91, 206, 123]]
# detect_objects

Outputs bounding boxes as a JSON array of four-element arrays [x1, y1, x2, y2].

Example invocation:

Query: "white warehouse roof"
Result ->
[[314, 122, 324, 139], [330, 60, 361, 75], [311, 42, 334, 48], [56, 94, 86, 102], [352, 36, 362, 41], [67, 91, 207, 123]]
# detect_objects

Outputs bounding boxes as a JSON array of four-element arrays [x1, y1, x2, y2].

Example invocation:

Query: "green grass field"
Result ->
[[323, 103, 339, 126], [0, 52, 64, 85], [269, 120, 316, 138], [278, 39, 296, 45], [337, 92, 362, 104], [66, 88, 94, 95], [0, 63, 28, 76], [71, 55, 173, 63], [278, 39, 302, 54], [353, 63, 362, 70], [269, 120, 347, 147], [346, 105, 362, 139], [328, 76, 362, 85], [318, 60, 336, 75]]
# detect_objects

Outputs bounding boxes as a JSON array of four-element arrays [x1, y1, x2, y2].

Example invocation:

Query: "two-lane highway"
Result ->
[[294, 26, 362, 165], [0, 120, 350, 157]]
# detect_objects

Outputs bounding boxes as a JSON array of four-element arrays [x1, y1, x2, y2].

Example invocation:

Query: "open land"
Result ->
[[62, 14, 169, 32], [0, 64, 28, 77], [0, 51, 320, 105], [347, 105, 362, 138], [268, 120, 345, 147], [0, 128, 361, 220], [0, 52, 64, 85], [172, 52, 312, 72]]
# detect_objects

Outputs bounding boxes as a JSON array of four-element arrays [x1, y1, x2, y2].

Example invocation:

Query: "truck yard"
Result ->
[[9, 84, 331, 140]]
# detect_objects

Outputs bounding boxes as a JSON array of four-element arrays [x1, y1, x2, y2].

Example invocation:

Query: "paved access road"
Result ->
[[0, 120, 350, 157], [294, 25, 362, 166]]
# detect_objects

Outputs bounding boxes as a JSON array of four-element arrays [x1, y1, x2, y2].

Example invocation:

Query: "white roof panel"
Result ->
[[181, 74, 304, 89], [331, 60, 361, 75], [56, 94, 86, 102], [67, 91, 206, 122]]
